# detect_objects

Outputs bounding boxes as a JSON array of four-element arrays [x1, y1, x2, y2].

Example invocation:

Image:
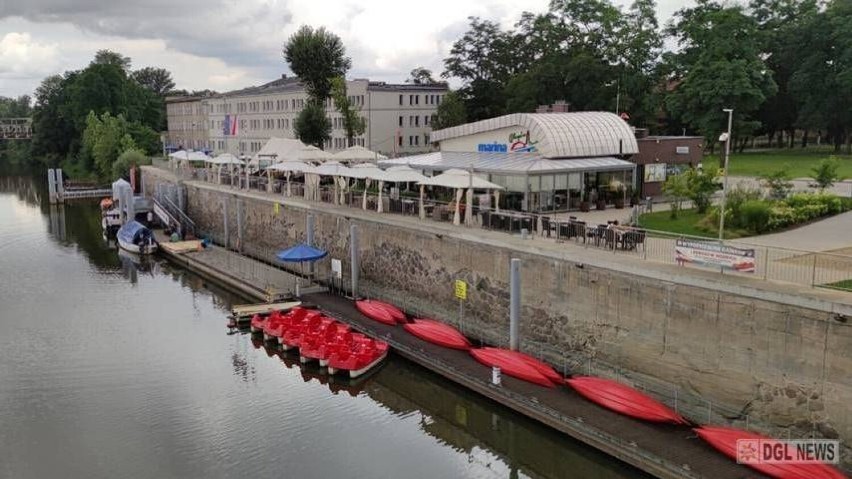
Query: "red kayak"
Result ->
[[404, 319, 471, 350], [355, 299, 404, 325], [469, 348, 555, 388], [566, 376, 687, 424], [249, 314, 267, 333], [695, 426, 847, 479]]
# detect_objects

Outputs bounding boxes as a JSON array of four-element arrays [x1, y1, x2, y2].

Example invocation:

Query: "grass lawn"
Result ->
[[638, 209, 747, 239], [823, 279, 852, 292], [701, 148, 852, 178]]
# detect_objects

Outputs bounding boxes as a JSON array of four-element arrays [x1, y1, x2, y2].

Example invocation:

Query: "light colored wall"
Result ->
[[165, 98, 208, 150], [178, 79, 447, 157]]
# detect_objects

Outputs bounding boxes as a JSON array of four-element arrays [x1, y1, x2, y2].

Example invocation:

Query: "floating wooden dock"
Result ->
[[232, 301, 301, 319], [159, 240, 203, 255]]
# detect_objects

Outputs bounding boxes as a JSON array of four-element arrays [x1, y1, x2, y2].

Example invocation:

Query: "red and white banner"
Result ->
[[675, 239, 756, 273]]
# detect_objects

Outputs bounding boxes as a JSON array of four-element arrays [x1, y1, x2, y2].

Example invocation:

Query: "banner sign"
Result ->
[[675, 239, 756, 273]]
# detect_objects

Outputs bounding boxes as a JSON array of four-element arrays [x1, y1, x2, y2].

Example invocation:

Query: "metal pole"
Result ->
[[718, 108, 733, 241], [350, 224, 359, 298], [509, 258, 521, 351], [306, 214, 315, 246], [223, 197, 229, 249], [55, 169, 64, 200]]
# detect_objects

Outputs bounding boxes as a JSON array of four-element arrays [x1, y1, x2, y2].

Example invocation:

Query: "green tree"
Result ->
[[442, 17, 518, 120], [294, 100, 332, 148], [131, 67, 176, 96], [432, 91, 467, 130], [662, 173, 690, 219], [407, 67, 436, 84], [788, 0, 852, 153], [113, 148, 148, 180], [685, 166, 721, 214], [330, 77, 366, 147], [811, 157, 841, 190], [749, 0, 818, 148], [283, 25, 351, 101], [664, 2, 777, 147], [92, 49, 131, 71]]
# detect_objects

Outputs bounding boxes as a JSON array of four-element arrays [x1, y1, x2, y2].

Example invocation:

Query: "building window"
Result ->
[[398, 116, 403, 127], [399, 94, 403, 105], [398, 136, 403, 147], [424, 133, 430, 144]]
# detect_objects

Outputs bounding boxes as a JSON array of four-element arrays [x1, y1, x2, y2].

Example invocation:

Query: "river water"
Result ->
[[0, 176, 646, 479]]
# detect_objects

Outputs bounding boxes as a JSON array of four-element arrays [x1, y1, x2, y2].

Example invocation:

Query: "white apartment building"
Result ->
[[166, 75, 448, 157]]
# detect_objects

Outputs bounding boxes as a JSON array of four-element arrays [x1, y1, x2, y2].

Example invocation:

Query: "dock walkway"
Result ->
[[155, 230, 763, 479]]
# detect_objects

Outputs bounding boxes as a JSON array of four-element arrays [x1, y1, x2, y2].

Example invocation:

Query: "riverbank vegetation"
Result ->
[[0, 50, 174, 181]]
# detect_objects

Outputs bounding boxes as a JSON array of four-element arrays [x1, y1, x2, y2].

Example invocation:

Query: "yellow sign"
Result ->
[[454, 280, 467, 300], [273, 202, 280, 215]]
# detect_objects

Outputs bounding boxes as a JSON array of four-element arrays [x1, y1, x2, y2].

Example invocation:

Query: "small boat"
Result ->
[[469, 348, 556, 388], [299, 321, 351, 365], [327, 337, 389, 378], [403, 319, 471, 350], [694, 426, 846, 479], [355, 299, 405, 325], [250, 313, 267, 333], [281, 315, 334, 351], [116, 220, 157, 254], [101, 207, 122, 236], [566, 376, 687, 424]]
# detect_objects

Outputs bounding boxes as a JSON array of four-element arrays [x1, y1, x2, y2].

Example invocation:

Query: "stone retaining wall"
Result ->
[[142, 166, 852, 467]]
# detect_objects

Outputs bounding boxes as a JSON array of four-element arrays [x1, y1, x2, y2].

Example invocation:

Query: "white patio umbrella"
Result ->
[[418, 169, 504, 226], [311, 161, 352, 205], [333, 145, 383, 164], [344, 166, 387, 210], [210, 154, 243, 184], [267, 160, 313, 197], [294, 145, 335, 163]]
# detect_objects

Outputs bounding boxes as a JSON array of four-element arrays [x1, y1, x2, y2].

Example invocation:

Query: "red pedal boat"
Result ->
[[694, 426, 847, 479], [566, 376, 687, 424], [299, 321, 350, 364], [469, 348, 556, 388], [327, 337, 389, 378], [403, 319, 471, 350], [355, 299, 405, 325], [282, 315, 333, 351], [250, 314, 267, 333]]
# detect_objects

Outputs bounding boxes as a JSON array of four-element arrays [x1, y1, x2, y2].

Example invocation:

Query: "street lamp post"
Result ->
[[718, 109, 734, 241]]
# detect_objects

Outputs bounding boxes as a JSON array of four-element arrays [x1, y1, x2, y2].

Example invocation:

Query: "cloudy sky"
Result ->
[[0, 0, 691, 99]]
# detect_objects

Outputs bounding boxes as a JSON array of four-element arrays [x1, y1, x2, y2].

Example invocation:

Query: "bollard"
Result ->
[[509, 258, 521, 351], [492, 366, 502, 386], [350, 224, 359, 299]]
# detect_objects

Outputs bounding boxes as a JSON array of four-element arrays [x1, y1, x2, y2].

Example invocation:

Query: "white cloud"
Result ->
[[0, 31, 59, 78], [0, 0, 692, 98]]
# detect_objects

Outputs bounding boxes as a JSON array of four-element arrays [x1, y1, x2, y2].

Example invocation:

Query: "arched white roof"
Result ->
[[431, 112, 639, 159]]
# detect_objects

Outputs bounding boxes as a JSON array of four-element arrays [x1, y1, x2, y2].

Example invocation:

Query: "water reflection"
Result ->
[[0, 175, 645, 479]]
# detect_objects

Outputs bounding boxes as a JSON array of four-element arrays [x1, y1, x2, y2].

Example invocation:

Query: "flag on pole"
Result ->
[[231, 115, 238, 136], [223, 115, 231, 136]]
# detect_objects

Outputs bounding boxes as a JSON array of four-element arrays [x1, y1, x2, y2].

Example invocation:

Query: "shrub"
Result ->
[[760, 167, 793, 200], [724, 186, 763, 229], [740, 200, 772, 234], [112, 148, 148, 180], [811, 157, 841, 190]]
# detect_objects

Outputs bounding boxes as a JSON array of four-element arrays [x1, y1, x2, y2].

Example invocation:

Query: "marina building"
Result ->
[[165, 76, 448, 157]]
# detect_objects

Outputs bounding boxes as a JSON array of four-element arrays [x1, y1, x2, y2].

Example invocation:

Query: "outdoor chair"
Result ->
[[481, 211, 491, 229]]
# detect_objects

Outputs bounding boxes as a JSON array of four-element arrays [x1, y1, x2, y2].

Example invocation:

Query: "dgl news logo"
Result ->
[[737, 439, 840, 464]]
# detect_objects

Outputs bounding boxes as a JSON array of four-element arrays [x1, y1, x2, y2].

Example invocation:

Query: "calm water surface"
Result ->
[[0, 176, 647, 479]]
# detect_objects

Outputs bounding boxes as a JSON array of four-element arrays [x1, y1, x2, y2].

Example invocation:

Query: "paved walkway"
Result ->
[[733, 210, 852, 252]]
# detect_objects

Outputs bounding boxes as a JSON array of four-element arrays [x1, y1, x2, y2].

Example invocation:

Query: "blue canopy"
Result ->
[[276, 244, 327, 263]]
